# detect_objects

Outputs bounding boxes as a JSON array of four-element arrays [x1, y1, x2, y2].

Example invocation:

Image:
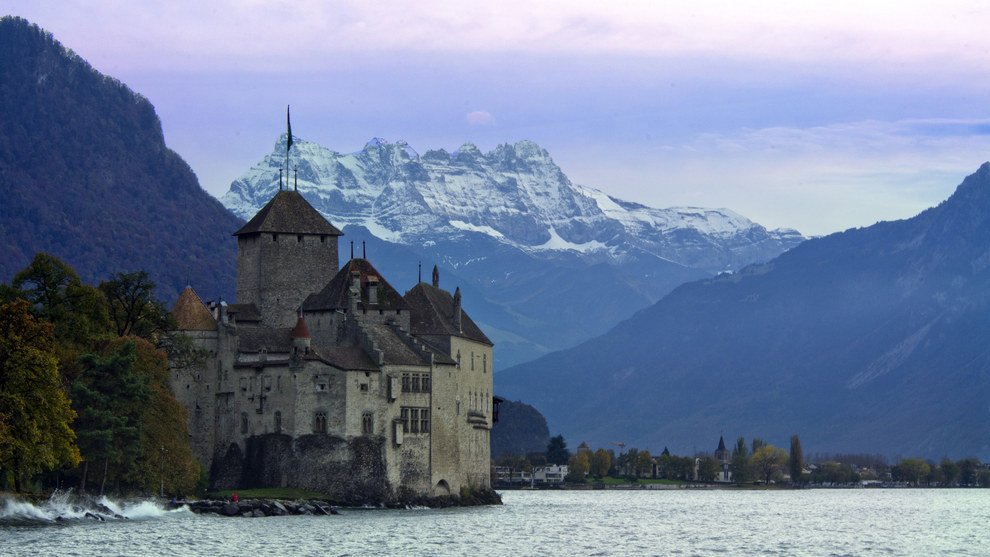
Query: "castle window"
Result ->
[[456, 350, 461, 368], [297, 235, 303, 243], [421, 375, 431, 393], [471, 352, 475, 371], [419, 409, 430, 433], [314, 412, 327, 434], [411, 374, 421, 393], [264, 376, 272, 391], [402, 373, 411, 392], [362, 412, 374, 435], [239, 377, 247, 392], [400, 407, 429, 434], [276, 376, 281, 392], [274, 411, 282, 432], [360, 383, 369, 392], [483, 354, 487, 373], [320, 235, 326, 243], [272, 234, 278, 242], [240, 412, 248, 434]]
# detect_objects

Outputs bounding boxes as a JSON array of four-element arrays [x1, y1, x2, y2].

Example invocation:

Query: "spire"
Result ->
[[279, 168, 283, 191], [418, 261, 422, 283], [286, 105, 293, 194], [432, 264, 439, 288], [452, 286, 462, 331], [294, 165, 298, 192]]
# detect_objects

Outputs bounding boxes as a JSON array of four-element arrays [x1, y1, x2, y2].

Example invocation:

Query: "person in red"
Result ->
[[231, 492, 238, 502]]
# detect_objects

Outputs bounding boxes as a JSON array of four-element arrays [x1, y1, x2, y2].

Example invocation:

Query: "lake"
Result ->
[[1, 489, 987, 556]]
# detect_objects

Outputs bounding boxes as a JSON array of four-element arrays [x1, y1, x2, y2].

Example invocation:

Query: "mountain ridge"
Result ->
[[0, 16, 242, 302], [496, 161, 990, 459]]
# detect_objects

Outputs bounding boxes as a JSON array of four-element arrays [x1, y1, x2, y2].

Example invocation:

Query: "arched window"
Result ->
[[314, 411, 327, 434], [362, 412, 374, 435]]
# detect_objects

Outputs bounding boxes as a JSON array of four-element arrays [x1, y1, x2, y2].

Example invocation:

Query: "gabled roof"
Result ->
[[302, 258, 411, 312], [233, 190, 343, 237], [404, 282, 492, 346], [316, 346, 380, 372], [171, 286, 217, 331], [365, 324, 433, 366]]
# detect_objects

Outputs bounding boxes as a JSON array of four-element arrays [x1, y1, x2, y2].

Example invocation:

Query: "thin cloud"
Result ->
[[466, 111, 496, 126]]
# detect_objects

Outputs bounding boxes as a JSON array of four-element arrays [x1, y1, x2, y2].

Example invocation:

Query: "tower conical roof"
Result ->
[[171, 286, 217, 331], [233, 190, 342, 237]]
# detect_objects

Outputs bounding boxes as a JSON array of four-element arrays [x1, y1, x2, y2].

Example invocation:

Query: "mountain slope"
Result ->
[[497, 163, 990, 460], [222, 135, 803, 366], [0, 17, 241, 301]]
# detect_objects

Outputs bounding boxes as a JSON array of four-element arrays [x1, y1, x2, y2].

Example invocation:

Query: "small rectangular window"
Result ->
[[402, 373, 411, 393], [421, 375, 431, 393], [411, 374, 421, 393], [362, 412, 374, 435], [420, 409, 429, 434]]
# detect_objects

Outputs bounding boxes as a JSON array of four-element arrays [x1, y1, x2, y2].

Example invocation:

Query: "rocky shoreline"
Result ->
[[179, 499, 340, 517], [175, 488, 502, 517]]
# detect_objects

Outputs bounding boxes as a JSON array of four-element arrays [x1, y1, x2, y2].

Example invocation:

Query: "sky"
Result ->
[[6, 0, 990, 235]]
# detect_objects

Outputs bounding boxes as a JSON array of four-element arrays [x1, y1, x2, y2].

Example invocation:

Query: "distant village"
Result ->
[[494, 435, 990, 488]]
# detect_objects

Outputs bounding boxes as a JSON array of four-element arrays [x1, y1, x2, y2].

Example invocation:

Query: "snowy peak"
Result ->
[[220, 137, 804, 272]]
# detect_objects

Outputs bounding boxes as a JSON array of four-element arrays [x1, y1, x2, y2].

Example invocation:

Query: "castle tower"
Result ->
[[234, 190, 342, 328]]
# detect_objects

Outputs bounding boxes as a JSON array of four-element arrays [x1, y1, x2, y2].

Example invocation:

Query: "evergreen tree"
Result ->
[[72, 341, 150, 495], [789, 434, 804, 484], [0, 300, 81, 491], [546, 435, 570, 465], [730, 437, 751, 484]]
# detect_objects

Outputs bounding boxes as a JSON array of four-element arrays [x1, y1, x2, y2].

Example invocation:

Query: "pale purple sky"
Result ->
[[7, 1, 990, 235]]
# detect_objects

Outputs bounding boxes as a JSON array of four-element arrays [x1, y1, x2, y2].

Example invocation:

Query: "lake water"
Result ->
[[1, 489, 987, 556]]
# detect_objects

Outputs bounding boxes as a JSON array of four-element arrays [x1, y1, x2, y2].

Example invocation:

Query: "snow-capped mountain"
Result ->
[[223, 135, 802, 273], [221, 135, 804, 367]]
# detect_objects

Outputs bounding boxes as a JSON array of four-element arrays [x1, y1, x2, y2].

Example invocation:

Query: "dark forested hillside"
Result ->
[[498, 163, 990, 460], [491, 400, 551, 459], [0, 17, 241, 302]]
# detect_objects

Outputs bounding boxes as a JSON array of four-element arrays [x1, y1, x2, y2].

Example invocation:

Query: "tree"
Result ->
[[114, 337, 200, 495], [99, 271, 173, 339], [634, 450, 654, 478], [566, 451, 590, 482], [939, 458, 959, 487], [958, 458, 980, 486], [896, 458, 930, 486], [730, 437, 751, 484], [590, 448, 612, 478], [11, 253, 110, 349], [751, 438, 766, 454], [0, 300, 81, 491], [72, 341, 151, 495], [697, 456, 720, 483], [789, 435, 804, 484], [546, 435, 570, 465], [751, 444, 788, 485]]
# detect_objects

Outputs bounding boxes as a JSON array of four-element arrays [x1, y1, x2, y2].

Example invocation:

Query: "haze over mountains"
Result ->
[[0, 17, 241, 301], [498, 164, 990, 460], [222, 135, 803, 365]]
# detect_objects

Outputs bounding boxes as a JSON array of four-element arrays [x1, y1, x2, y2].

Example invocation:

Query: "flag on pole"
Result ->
[[286, 105, 293, 155]]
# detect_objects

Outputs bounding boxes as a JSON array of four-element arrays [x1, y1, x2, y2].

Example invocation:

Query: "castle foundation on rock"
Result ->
[[169, 190, 495, 503]]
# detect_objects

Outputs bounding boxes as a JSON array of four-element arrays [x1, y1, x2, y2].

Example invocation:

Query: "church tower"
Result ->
[[234, 190, 342, 328]]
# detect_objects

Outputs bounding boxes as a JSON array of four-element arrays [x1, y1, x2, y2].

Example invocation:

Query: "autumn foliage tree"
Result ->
[[0, 300, 81, 491]]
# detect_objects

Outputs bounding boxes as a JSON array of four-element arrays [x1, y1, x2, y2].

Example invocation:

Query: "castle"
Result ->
[[168, 189, 495, 502]]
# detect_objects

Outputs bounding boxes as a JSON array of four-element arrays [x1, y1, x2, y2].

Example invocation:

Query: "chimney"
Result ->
[[452, 287, 462, 332]]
